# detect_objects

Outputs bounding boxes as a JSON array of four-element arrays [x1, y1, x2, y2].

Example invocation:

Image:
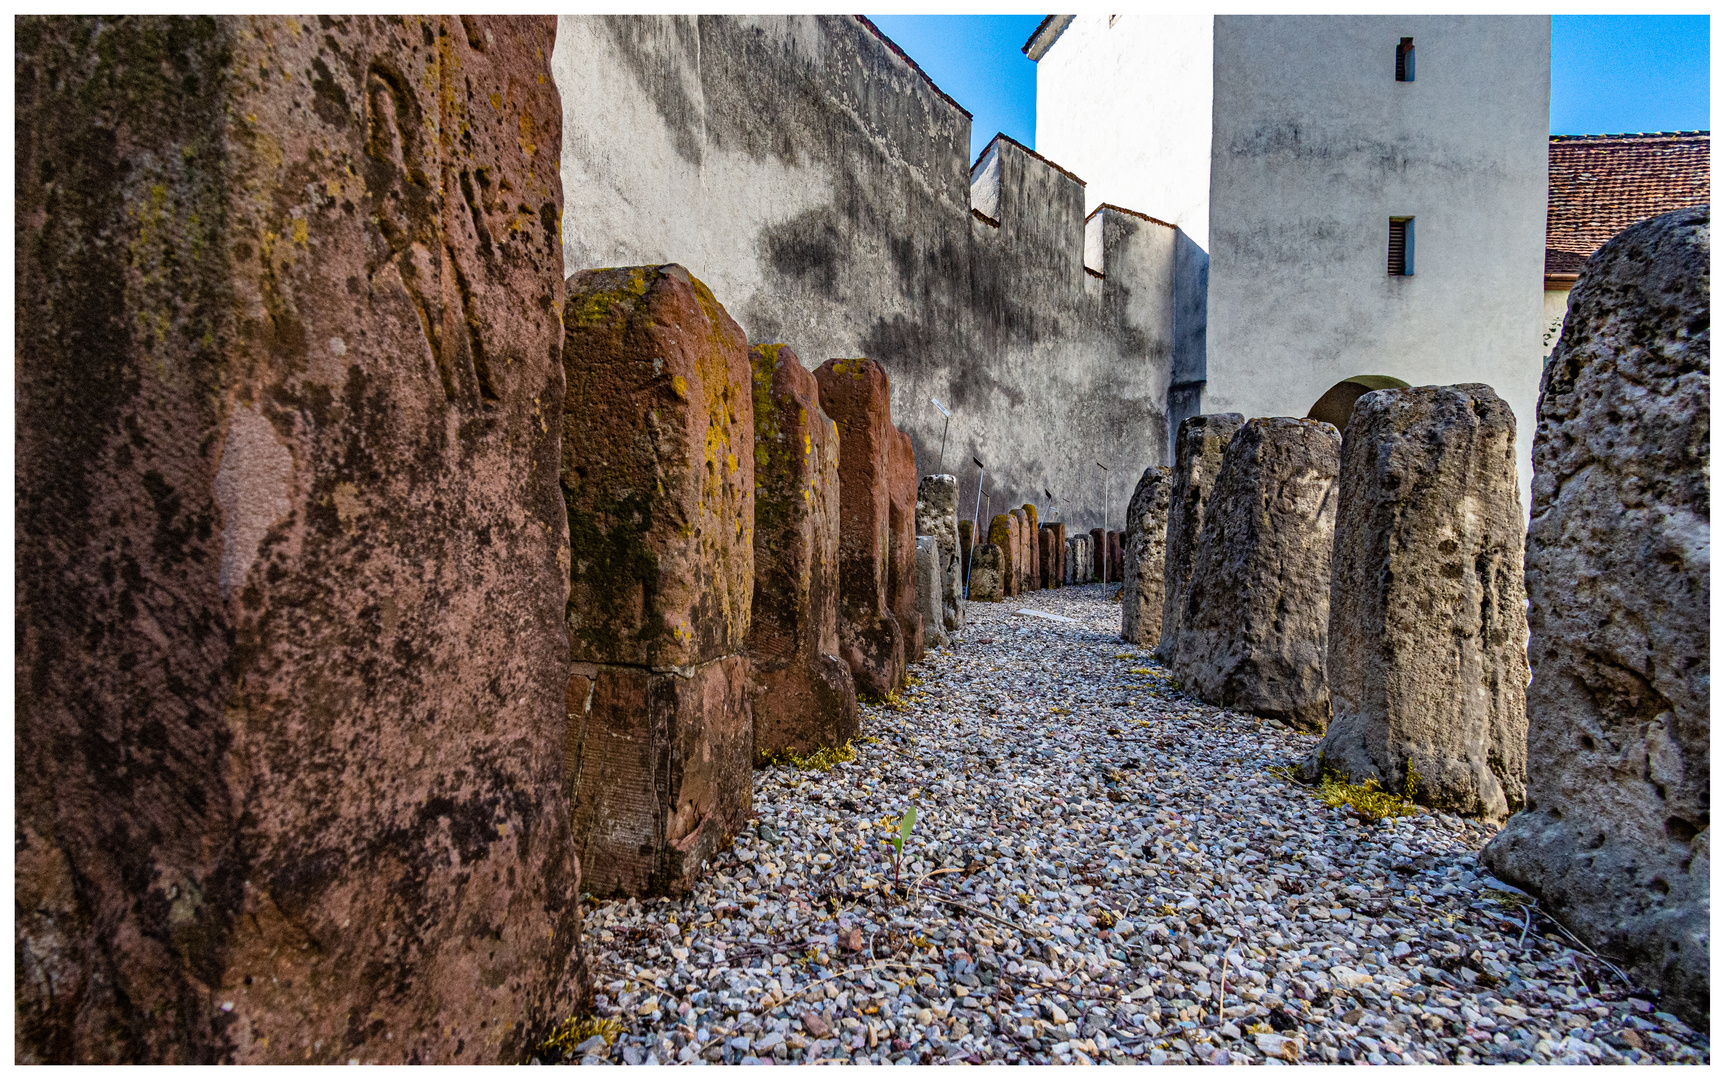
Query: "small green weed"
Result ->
[[1269, 757, 1423, 822], [1315, 759, 1422, 822], [886, 806, 916, 887], [859, 689, 907, 711], [538, 1015, 623, 1059], [759, 741, 858, 772]]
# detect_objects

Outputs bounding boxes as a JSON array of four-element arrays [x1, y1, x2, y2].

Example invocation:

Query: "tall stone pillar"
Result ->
[[988, 514, 1016, 597], [815, 358, 906, 696], [14, 15, 583, 1063], [1158, 414, 1246, 660], [1122, 467, 1173, 645], [1481, 208, 1710, 1026], [1169, 418, 1340, 731], [746, 344, 858, 761], [968, 544, 1006, 602], [958, 519, 975, 590], [1008, 509, 1028, 594], [1305, 385, 1529, 820], [563, 265, 755, 898], [914, 537, 948, 650], [1021, 504, 1041, 588], [887, 429, 925, 662], [917, 475, 965, 631]]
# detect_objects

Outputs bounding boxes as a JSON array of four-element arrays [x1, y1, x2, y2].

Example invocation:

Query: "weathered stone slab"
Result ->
[[13, 15, 582, 1064], [1122, 467, 1173, 645], [566, 656, 753, 897], [815, 358, 906, 696], [915, 537, 948, 650], [988, 514, 1017, 598], [1304, 385, 1529, 820], [1010, 510, 1030, 594], [1107, 531, 1123, 582], [1038, 526, 1056, 590], [745, 344, 857, 762], [968, 543, 1006, 602], [958, 519, 975, 590], [563, 264, 756, 896], [888, 428, 925, 663], [917, 475, 965, 631], [1158, 413, 1247, 661], [1021, 504, 1041, 588], [1481, 207, 1710, 1026], [1053, 523, 1068, 586], [564, 266, 754, 668], [1089, 528, 1106, 582], [1170, 417, 1340, 731], [1067, 534, 1090, 584]]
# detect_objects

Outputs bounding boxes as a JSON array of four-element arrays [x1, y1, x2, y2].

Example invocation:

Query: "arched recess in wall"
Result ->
[[1307, 375, 1412, 432]]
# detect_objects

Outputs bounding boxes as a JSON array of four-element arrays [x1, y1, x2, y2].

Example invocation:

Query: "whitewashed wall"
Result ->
[[1034, 13, 1215, 247], [1205, 16, 1550, 512]]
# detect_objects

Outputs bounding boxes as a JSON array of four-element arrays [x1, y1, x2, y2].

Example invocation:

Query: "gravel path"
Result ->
[[549, 585, 1709, 1066]]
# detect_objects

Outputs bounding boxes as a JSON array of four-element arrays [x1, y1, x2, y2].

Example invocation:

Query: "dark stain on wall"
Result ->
[[601, 15, 705, 168]]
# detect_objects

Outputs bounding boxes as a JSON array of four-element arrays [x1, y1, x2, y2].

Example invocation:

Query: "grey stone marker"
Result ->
[[917, 475, 966, 631], [1121, 466, 1173, 646], [967, 543, 1005, 602], [1481, 207, 1710, 1027], [1066, 535, 1089, 585], [1302, 384, 1529, 821], [1170, 417, 1339, 731], [1158, 413, 1246, 661], [914, 536, 948, 650]]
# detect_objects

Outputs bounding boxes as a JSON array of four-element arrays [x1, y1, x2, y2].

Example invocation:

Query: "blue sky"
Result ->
[[867, 14, 1711, 162]]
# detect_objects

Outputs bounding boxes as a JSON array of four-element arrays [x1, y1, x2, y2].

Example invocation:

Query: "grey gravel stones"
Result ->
[[1169, 417, 1340, 732], [553, 587, 1709, 1066], [1307, 384, 1529, 821], [1158, 413, 1245, 662], [1482, 207, 1711, 1028], [1121, 466, 1172, 647]]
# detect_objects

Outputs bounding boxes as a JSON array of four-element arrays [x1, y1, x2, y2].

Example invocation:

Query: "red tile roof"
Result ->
[[1546, 131, 1709, 282]]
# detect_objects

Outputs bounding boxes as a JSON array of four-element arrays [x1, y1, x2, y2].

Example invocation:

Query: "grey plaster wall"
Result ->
[[551, 15, 1180, 531], [1205, 15, 1550, 510]]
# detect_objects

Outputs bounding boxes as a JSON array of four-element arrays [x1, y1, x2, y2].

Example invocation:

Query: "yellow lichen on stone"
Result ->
[[566, 267, 651, 328], [671, 375, 689, 399], [518, 112, 537, 159]]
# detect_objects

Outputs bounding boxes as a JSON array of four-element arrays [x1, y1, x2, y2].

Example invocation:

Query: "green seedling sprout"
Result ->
[[887, 806, 916, 889]]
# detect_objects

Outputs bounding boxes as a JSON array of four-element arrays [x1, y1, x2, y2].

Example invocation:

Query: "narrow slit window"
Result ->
[[1396, 37, 1415, 81], [1388, 217, 1415, 276]]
